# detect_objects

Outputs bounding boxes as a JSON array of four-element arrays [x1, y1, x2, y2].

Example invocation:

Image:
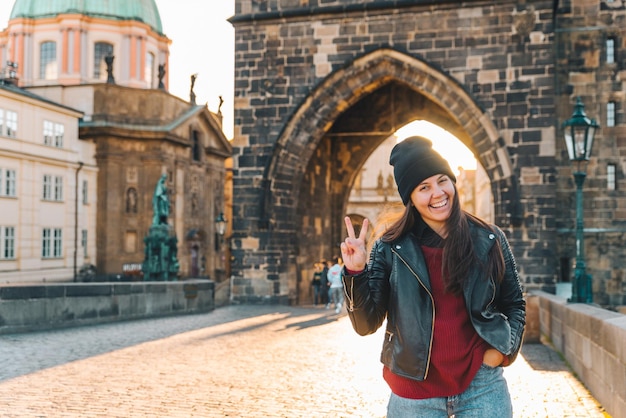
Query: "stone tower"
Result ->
[[229, 0, 626, 307]]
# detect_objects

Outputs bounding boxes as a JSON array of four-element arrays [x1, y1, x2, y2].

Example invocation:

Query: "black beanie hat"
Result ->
[[389, 136, 457, 205]]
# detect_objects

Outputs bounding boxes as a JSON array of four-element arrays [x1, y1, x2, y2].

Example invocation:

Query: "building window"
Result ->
[[0, 169, 17, 197], [191, 130, 201, 161], [1, 226, 15, 259], [43, 121, 54, 145], [43, 175, 52, 200], [54, 123, 64, 147], [608, 164, 616, 191], [607, 101, 616, 127], [81, 229, 88, 256], [43, 175, 63, 201], [1, 169, 17, 197], [82, 180, 88, 204], [94, 42, 114, 79], [54, 176, 63, 201], [145, 52, 155, 87], [40, 41, 57, 79], [42, 228, 62, 258], [5, 111, 17, 137], [43, 121, 63, 147], [607, 37, 616, 64]]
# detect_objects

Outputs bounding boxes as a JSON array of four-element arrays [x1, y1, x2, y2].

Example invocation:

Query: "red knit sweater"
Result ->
[[383, 245, 489, 399]]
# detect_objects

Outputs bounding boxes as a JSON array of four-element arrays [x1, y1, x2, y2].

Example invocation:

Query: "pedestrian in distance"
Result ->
[[311, 262, 323, 306], [339, 136, 526, 418], [326, 256, 344, 313], [320, 259, 330, 306]]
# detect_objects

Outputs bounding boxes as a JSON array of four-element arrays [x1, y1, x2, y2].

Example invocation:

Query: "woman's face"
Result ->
[[410, 174, 456, 235]]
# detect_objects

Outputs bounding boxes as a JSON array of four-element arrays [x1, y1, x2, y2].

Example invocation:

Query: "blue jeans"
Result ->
[[386, 364, 512, 418], [329, 287, 344, 307]]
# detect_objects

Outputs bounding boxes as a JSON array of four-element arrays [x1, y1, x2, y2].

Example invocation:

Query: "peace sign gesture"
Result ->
[[340, 216, 369, 272]]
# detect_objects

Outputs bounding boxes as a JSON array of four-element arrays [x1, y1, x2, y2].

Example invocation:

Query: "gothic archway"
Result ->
[[259, 48, 520, 302]]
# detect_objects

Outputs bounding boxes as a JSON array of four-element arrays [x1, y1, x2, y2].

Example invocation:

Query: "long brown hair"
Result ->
[[379, 186, 505, 295]]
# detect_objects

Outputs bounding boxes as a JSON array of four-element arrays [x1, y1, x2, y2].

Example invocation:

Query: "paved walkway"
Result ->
[[0, 305, 609, 417]]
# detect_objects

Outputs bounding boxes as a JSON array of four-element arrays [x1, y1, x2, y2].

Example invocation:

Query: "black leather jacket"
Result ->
[[342, 222, 526, 381]]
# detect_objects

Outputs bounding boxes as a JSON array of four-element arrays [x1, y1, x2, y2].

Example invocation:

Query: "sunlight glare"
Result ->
[[394, 121, 477, 174]]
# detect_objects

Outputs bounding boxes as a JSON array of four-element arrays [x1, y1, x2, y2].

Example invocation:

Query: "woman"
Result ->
[[340, 136, 525, 418]]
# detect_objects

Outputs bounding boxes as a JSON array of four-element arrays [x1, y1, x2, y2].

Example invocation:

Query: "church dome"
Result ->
[[9, 0, 164, 34]]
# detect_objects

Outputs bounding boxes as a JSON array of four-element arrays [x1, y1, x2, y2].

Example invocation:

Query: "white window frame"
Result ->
[[54, 123, 64, 147], [4, 169, 16, 196], [42, 228, 51, 258], [42, 227, 62, 258], [53, 228, 62, 257], [54, 176, 63, 201], [43, 175, 53, 200], [43, 121, 64, 147], [43, 120, 54, 146], [43, 174, 63, 201], [5, 111, 17, 137], [1, 226, 15, 259]]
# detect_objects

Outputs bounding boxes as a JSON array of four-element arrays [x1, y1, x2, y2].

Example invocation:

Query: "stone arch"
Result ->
[[263, 48, 519, 228], [253, 48, 523, 303]]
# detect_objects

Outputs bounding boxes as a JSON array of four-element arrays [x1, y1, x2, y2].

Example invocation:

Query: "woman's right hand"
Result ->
[[340, 216, 369, 272]]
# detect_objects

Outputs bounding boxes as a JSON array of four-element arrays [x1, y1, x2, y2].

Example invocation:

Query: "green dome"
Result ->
[[9, 0, 164, 34]]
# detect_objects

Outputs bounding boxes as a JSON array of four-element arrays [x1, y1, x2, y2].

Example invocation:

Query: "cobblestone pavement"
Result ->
[[0, 305, 609, 417]]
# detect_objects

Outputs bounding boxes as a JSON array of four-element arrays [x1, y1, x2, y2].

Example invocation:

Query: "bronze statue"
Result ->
[[152, 173, 169, 225], [143, 173, 179, 281]]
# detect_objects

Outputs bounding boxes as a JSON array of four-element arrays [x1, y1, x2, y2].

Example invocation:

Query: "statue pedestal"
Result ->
[[142, 225, 180, 281]]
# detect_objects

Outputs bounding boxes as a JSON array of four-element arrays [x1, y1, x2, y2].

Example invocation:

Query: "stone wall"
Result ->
[[229, 0, 626, 306], [530, 290, 626, 418], [0, 280, 215, 334]]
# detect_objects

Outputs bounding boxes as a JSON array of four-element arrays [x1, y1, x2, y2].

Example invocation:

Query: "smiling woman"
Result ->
[[339, 135, 526, 418]]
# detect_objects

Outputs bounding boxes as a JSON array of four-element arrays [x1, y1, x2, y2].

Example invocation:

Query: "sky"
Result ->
[[0, 0, 236, 138], [0, 1, 476, 169]]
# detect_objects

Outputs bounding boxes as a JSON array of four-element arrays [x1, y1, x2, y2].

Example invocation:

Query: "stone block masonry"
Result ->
[[0, 280, 214, 334]]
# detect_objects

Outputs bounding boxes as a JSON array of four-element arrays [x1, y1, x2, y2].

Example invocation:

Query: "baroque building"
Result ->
[[0, 80, 95, 282], [0, 0, 231, 283]]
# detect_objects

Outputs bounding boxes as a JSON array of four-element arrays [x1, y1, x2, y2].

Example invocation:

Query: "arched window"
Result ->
[[94, 42, 114, 79], [145, 52, 155, 88], [40, 41, 57, 79], [191, 130, 201, 161]]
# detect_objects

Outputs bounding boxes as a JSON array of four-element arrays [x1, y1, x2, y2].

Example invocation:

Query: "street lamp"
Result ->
[[215, 212, 227, 236], [563, 97, 599, 303]]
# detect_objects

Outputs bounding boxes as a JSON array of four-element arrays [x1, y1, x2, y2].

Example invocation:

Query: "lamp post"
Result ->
[[215, 212, 227, 237], [562, 97, 599, 303], [214, 212, 228, 281]]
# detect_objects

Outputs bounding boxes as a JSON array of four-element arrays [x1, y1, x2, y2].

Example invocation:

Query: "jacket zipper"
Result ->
[[393, 248, 435, 380]]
